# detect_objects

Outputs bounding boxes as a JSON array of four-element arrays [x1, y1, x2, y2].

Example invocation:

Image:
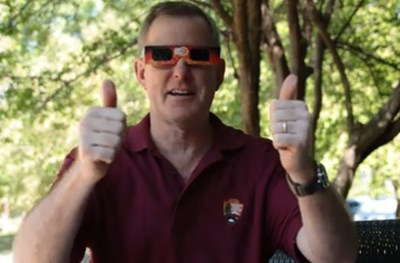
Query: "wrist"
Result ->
[[286, 161, 330, 197], [286, 164, 315, 184], [72, 161, 103, 186]]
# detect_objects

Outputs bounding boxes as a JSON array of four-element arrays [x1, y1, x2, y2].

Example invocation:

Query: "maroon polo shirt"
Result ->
[[57, 114, 308, 263]]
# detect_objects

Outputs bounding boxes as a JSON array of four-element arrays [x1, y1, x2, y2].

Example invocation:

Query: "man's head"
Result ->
[[138, 1, 220, 50], [134, 1, 225, 126]]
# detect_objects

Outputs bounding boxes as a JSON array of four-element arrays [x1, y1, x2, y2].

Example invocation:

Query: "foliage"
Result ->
[[0, 0, 399, 216]]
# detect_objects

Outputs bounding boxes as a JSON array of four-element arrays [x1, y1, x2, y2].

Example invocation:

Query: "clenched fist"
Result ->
[[77, 80, 126, 183], [269, 74, 314, 183]]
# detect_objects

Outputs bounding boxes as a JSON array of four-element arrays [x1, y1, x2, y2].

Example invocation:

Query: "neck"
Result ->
[[150, 114, 213, 181], [151, 114, 213, 155]]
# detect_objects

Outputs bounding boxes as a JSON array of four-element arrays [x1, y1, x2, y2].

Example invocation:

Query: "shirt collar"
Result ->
[[123, 113, 247, 153]]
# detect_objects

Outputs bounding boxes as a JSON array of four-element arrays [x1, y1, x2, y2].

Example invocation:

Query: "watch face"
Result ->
[[316, 163, 330, 188]]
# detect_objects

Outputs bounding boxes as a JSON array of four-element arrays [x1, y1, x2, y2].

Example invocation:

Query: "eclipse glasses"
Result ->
[[144, 45, 221, 66]]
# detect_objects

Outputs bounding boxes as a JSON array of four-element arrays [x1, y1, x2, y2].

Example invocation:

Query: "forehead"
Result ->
[[144, 15, 215, 46]]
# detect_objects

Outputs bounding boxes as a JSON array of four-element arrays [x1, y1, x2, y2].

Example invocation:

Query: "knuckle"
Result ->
[[113, 121, 123, 132], [299, 121, 309, 131], [117, 110, 126, 121], [107, 134, 121, 147], [95, 147, 110, 162], [104, 134, 115, 146], [92, 150, 103, 162], [302, 111, 311, 121], [105, 148, 116, 163], [86, 107, 98, 116]]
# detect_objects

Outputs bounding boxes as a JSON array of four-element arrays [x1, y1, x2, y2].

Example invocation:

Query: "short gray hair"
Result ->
[[138, 1, 220, 49]]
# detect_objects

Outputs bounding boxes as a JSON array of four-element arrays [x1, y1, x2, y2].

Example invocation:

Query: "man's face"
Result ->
[[134, 15, 225, 125]]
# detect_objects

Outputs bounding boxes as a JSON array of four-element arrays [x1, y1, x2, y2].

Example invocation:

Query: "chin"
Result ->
[[167, 111, 207, 126]]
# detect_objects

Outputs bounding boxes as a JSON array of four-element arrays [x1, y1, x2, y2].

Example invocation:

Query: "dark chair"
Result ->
[[268, 250, 297, 263], [268, 219, 400, 263], [356, 219, 400, 263]]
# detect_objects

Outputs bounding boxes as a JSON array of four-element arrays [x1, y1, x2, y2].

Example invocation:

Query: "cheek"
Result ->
[[194, 69, 218, 84], [205, 72, 220, 91], [144, 69, 170, 88]]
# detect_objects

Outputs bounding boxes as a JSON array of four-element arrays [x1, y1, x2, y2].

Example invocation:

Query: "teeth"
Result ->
[[170, 90, 191, 95]]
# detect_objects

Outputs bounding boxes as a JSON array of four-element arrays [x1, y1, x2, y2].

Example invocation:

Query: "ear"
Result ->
[[134, 58, 147, 90], [215, 58, 226, 91]]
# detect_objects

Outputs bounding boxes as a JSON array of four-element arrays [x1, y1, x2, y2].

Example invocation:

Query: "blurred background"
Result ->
[[1, 0, 399, 262]]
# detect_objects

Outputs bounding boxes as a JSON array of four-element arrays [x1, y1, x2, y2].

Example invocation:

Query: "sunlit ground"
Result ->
[[0, 248, 12, 263]]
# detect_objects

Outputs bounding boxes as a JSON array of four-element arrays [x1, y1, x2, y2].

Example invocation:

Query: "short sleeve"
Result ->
[[264, 160, 309, 263], [51, 148, 77, 187]]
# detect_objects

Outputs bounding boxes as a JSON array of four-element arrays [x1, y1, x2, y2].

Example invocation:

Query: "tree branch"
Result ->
[[37, 37, 138, 111], [356, 83, 400, 162], [260, 0, 289, 92], [285, 0, 302, 73], [337, 41, 400, 71], [305, 0, 354, 131], [1, 0, 60, 32], [248, 0, 262, 57], [2, 0, 34, 30], [226, 32, 239, 80], [334, 0, 367, 42], [308, 0, 335, 155], [285, 0, 309, 100], [310, 36, 324, 156], [210, 0, 233, 28], [363, 59, 387, 96], [188, 0, 213, 9], [364, 83, 400, 138], [231, 0, 262, 136], [380, 116, 400, 145]]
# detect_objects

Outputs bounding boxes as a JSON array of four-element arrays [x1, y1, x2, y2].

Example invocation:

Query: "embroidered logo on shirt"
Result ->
[[223, 198, 244, 224]]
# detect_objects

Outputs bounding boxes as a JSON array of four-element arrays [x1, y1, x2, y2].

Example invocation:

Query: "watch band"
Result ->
[[286, 162, 330, 197]]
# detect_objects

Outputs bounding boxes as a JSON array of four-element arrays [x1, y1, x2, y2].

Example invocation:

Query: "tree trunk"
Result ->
[[209, 0, 400, 199], [231, 0, 262, 136], [334, 146, 357, 197], [334, 84, 400, 197]]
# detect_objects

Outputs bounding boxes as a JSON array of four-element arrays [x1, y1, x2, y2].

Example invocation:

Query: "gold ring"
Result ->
[[282, 122, 288, 133]]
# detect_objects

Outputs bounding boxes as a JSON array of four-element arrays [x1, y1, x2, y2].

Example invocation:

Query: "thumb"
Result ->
[[279, 74, 298, 100], [102, 79, 117, 107]]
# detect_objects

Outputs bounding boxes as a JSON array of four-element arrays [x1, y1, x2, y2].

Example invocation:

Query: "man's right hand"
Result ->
[[78, 79, 126, 183]]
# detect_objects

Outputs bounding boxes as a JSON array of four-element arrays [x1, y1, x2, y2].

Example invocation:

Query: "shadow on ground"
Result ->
[[0, 233, 14, 254]]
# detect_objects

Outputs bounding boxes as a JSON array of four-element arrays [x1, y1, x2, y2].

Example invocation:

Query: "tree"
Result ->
[[0, 0, 399, 217], [201, 0, 400, 198], [0, 0, 150, 215]]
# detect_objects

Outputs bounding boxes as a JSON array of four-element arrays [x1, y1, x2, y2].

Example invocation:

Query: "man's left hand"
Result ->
[[269, 74, 314, 182]]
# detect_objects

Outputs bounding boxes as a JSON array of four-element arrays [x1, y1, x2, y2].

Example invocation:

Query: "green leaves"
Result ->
[[0, 0, 399, 214], [0, 0, 146, 214]]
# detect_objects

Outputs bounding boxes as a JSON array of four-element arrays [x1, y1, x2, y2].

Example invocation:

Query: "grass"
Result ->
[[0, 233, 14, 254]]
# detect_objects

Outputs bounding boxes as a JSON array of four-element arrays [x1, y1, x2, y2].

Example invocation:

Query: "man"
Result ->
[[13, 1, 357, 263]]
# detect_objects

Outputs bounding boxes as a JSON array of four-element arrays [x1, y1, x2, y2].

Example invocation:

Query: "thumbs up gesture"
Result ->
[[77, 80, 126, 183], [269, 74, 314, 182]]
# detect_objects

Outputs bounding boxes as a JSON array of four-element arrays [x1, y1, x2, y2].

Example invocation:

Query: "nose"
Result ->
[[172, 58, 189, 80]]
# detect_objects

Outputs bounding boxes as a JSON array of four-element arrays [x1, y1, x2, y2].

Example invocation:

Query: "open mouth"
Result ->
[[168, 90, 195, 96]]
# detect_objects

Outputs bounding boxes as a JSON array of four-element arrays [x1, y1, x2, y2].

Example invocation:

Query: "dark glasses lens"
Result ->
[[144, 46, 221, 66], [151, 48, 173, 61], [189, 49, 210, 61]]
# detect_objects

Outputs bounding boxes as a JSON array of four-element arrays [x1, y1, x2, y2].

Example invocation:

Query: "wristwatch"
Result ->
[[286, 162, 330, 197]]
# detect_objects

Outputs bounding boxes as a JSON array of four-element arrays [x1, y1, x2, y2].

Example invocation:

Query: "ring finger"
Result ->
[[271, 121, 294, 135]]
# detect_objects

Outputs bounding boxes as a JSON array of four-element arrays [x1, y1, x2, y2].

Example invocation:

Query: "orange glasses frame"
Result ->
[[143, 45, 221, 66]]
